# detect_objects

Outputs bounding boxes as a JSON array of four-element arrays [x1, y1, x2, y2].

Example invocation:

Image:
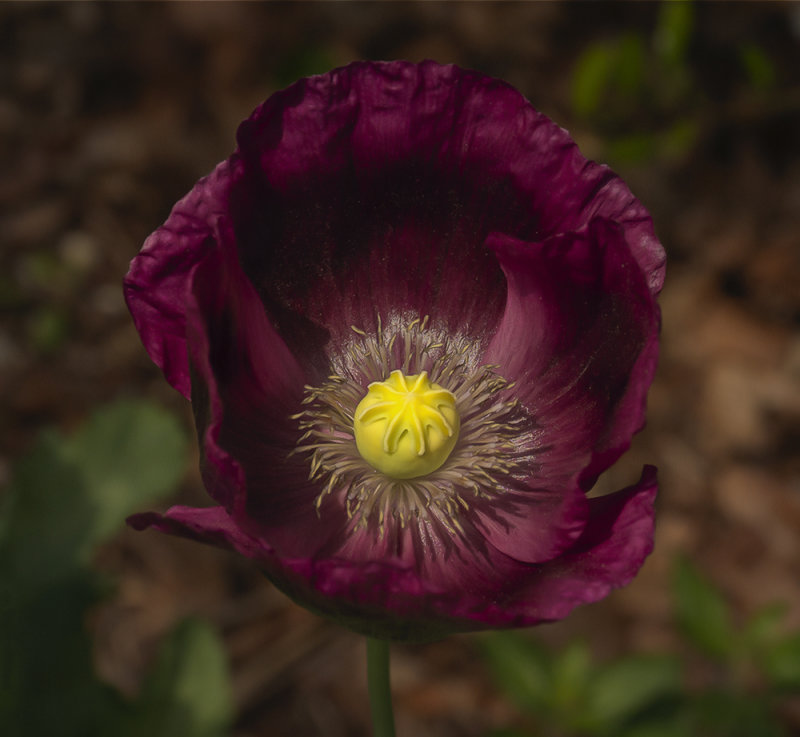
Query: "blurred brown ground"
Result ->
[[1, 3, 799, 736]]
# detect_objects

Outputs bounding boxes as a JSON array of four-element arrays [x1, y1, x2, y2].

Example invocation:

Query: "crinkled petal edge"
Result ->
[[127, 465, 656, 639]]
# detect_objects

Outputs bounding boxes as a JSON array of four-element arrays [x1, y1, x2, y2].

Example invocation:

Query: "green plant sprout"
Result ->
[[481, 557, 800, 737], [570, 0, 778, 165], [0, 400, 233, 737]]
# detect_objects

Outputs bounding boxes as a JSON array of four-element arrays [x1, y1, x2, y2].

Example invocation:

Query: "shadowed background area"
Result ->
[[2, 3, 799, 736]]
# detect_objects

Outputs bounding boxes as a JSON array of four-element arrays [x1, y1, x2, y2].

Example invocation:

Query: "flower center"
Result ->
[[292, 314, 536, 539], [354, 370, 460, 479]]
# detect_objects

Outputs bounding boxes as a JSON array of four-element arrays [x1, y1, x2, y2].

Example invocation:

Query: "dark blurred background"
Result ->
[[1, 3, 799, 736]]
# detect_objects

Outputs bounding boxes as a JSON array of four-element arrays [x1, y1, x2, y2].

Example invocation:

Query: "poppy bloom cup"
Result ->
[[126, 60, 665, 641]]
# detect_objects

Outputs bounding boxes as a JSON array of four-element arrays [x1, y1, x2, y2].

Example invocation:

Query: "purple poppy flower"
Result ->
[[125, 60, 664, 640]]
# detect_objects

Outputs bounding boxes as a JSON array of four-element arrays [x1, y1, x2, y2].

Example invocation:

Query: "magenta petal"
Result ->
[[185, 217, 307, 416], [293, 514, 532, 639], [471, 480, 590, 564], [231, 63, 516, 356], [123, 160, 239, 398], [484, 220, 660, 488], [185, 226, 348, 557], [327, 511, 524, 596], [283, 466, 656, 634], [489, 465, 658, 625], [128, 505, 271, 560], [225, 60, 663, 361]]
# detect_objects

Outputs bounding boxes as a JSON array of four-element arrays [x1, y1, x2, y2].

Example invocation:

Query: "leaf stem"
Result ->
[[366, 637, 396, 737]]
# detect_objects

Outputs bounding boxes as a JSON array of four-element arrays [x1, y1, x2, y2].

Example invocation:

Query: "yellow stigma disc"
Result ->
[[353, 370, 460, 479]]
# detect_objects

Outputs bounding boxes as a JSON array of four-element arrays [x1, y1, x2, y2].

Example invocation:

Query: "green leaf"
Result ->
[[2, 399, 188, 582], [572, 41, 617, 118], [479, 631, 553, 716], [608, 133, 658, 164], [550, 641, 592, 718], [0, 399, 189, 736], [659, 118, 699, 161], [0, 570, 117, 737], [587, 655, 682, 729], [121, 619, 233, 737], [274, 46, 339, 88], [742, 602, 787, 653], [688, 689, 784, 737], [654, 0, 694, 69], [62, 398, 188, 548], [1, 429, 94, 585], [29, 307, 70, 355], [762, 632, 800, 690], [672, 557, 735, 660], [615, 33, 647, 99], [738, 44, 776, 91], [619, 719, 689, 737]]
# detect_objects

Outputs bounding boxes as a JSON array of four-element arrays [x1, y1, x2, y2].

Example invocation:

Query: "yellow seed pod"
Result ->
[[353, 370, 459, 479]]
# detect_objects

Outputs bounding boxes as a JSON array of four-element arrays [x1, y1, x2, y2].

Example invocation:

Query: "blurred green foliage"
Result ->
[[481, 557, 800, 737], [482, 634, 680, 737], [0, 399, 233, 737], [274, 45, 340, 89], [570, 0, 777, 165], [115, 619, 233, 737]]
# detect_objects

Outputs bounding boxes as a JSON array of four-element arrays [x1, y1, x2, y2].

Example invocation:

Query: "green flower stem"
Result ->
[[366, 637, 396, 737]]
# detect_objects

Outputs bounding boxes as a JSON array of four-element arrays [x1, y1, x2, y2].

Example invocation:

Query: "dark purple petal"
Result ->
[[184, 224, 350, 557], [285, 466, 657, 635], [124, 160, 240, 397], [228, 61, 663, 362], [470, 479, 590, 564], [484, 219, 660, 488], [479, 465, 658, 626], [231, 65, 513, 364], [322, 515, 519, 598], [283, 513, 535, 639], [126, 466, 655, 636], [128, 505, 270, 559]]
